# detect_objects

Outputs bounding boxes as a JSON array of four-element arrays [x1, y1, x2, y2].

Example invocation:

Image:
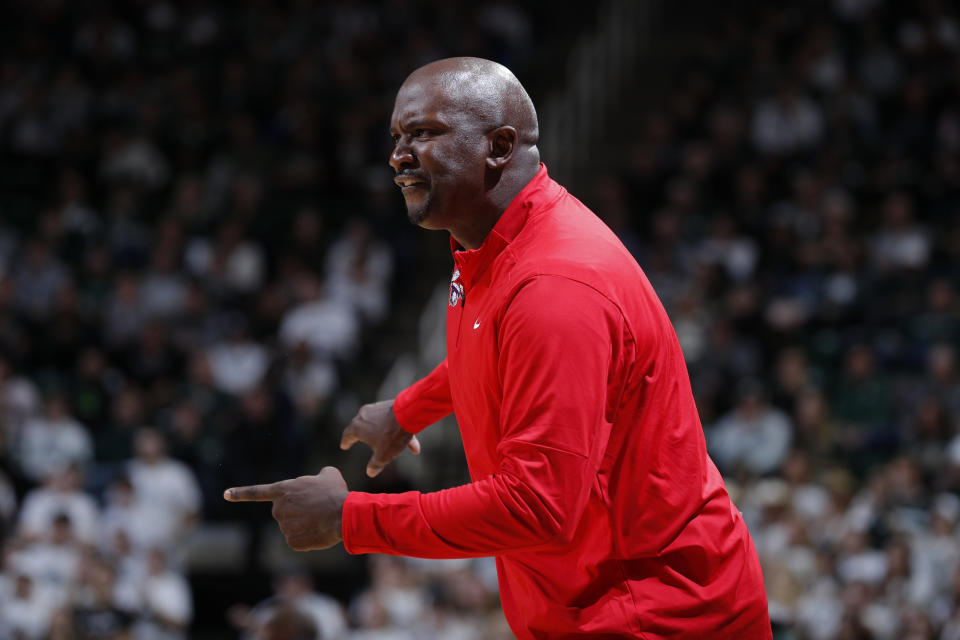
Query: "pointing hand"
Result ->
[[224, 467, 348, 551]]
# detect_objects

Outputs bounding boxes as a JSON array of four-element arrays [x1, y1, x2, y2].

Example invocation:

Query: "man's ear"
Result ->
[[486, 126, 518, 170]]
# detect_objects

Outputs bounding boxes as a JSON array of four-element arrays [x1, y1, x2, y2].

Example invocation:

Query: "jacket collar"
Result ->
[[450, 163, 563, 289]]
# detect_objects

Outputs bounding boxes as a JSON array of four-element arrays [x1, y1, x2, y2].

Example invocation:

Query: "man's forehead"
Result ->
[[391, 78, 461, 123]]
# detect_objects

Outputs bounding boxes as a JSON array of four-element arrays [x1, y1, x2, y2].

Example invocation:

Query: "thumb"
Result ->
[[340, 426, 358, 451], [407, 435, 421, 455]]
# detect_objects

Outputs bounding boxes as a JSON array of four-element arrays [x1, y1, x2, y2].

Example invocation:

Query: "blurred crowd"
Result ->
[[225, 558, 510, 640], [0, 0, 569, 637], [0, 0, 958, 638], [586, 0, 960, 638]]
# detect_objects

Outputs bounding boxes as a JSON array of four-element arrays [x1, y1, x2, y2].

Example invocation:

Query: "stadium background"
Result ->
[[0, 0, 958, 638]]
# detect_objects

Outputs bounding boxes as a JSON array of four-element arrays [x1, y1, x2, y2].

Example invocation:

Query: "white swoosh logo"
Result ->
[[473, 319, 481, 329]]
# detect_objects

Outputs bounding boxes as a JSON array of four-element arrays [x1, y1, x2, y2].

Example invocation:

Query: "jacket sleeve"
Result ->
[[343, 276, 626, 558], [392, 359, 453, 434]]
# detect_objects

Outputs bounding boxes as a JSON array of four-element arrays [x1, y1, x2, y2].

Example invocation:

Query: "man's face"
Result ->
[[389, 77, 489, 230]]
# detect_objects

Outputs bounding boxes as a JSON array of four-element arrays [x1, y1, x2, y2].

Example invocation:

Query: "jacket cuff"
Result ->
[[393, 386, 428, 434]]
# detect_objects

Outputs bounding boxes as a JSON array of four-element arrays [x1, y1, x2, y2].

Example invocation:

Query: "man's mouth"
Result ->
[[394, 175, 428, 190]]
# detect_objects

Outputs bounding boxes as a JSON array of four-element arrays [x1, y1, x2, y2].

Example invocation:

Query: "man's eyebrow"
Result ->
[[395, 118, 443, 131]]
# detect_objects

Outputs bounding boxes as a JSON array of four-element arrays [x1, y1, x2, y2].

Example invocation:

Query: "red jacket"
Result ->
[[342, 166, 771, 639]]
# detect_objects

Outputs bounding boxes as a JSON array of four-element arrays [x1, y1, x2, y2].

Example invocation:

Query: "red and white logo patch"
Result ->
[[449, 269, 464, 307]]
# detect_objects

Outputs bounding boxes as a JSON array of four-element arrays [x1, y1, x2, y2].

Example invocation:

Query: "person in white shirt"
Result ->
[[18, 465, 99, 545], [752, 82, 825, 155], [126, 428, 201, 555], [0, 355, 41, 447], [100, 474, 165, 555], [324, 219, 394, 324], [279, 274, 358, 362], [134, 547, 193, 640], [0, 571, 60, 639], [205, 318, 270, 396], [17, 393, 92, 483], [8, 512, 84, 607], [708, 380, 793, 476], [254, 605, 319, 640], [237, 570, 347, 640]]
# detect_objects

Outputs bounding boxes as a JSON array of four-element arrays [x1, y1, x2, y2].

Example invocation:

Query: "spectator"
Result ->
[[100, 474, 169, 560], [752, 82, 825, 155], [125, 429, 201, 554], [64, 554, 137, 638], [283, 341, 338, 421], [279, 274, 359, 362], [8, 512, 84, 605], [233, 571, 347, 640], [0, 355, 41, 446], [255, 605, 319, 640], [185, 220, 265, 298], [133, 548, 193, 640], [325, 219, 394, 324], [18, 466, 98, 546], [102, 272, 148, 351], [830, 344, 897, 464], [69, 347, 112, 432], [348, 556, 428, 635], [869, 191, 930, 274], [709, 380, 793, 475], [0, 571, 59, 639], [206, 319, 270, 396], [91, 385, 146, 483], [0, 467, 15, 540], [12, 239, 69, 321], [17, 393, 93, 483], [140, 245, 189, 321]]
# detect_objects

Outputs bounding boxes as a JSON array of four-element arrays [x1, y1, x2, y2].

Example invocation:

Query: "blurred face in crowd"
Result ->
[[135, 428, 165, 463], [14, 575, 32, 599], [389, 71, 491, 230], [844, 345, 873, 381], [257, 606, 317, 640], [147, 548, 167, 575], [274, 572, 312, 598], [51, 515, 73, 545], [50, 466, 82, 491], [44, 394, 68, 419]]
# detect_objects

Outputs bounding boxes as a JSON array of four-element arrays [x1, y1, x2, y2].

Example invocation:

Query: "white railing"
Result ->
[[542, 0, 655, 186]]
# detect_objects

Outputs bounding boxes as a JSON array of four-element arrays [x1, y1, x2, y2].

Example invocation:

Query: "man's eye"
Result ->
[[414, 129, 428, 138], [391, 133, 400, 143]]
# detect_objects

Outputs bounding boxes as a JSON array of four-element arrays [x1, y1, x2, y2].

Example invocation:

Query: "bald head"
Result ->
[[389, 57, 542, 249], [403, 57, 539, 148]]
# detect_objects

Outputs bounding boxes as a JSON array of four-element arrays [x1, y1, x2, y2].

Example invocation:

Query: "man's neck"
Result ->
[[450, 206, 503, 250], [451, 162, 540, 250]]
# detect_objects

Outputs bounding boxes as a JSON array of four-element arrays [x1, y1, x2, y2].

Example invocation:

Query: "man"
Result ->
[[226, 57, 772, 639]]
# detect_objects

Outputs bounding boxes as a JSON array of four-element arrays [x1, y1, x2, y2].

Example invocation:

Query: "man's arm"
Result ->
[[343, 277, 628, 558], [224, 361, 455, 541], [340, 359, 453, 477], [392, 359, 453, 433]]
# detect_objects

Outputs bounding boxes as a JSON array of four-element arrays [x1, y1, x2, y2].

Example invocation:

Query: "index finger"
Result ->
[[223, 483, 283, 502]]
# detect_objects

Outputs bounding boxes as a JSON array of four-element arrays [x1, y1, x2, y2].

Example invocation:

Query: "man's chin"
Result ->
[[405, 195, 432, 226], [407, 206, 429, 226]]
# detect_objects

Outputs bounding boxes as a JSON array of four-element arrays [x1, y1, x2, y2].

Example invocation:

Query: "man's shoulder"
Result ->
[[499, 197, 674, 350], [507, 201, 645, 300]]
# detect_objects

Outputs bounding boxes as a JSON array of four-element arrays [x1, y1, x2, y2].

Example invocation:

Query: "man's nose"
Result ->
[[389, 141, 416, 171]]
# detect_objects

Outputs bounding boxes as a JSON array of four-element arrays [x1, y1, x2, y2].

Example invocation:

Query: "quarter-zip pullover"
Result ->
[[342, 165, 771, 639]]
